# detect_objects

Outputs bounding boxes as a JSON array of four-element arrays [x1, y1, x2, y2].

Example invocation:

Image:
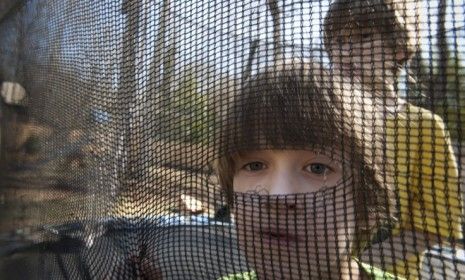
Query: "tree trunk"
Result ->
[[243, 39, 259, 82], [436, 0, 449, 104], [121, 1, 141, 179], [266, 0, 281, 61], [147, 0, 173, 140]]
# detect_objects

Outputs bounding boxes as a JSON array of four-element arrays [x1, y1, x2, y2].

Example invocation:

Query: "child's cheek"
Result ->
[[233, 173, 261, 193]]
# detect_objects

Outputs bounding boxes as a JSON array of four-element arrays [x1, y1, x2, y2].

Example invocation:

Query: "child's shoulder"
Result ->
[[398, 103, 446, 128], [358, 261, 406, 280], [217, 265, 404, 280], [218, 271, 257, 280]]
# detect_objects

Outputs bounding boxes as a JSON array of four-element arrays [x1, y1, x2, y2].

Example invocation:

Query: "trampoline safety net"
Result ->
[[1, 0, 465, 279]]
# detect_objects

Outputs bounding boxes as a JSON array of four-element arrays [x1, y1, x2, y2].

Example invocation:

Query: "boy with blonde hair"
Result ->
[[324, 0, 463, 279]]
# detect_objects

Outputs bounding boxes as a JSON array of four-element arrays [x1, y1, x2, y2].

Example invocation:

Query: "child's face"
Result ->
[[328, 28, 403, 81], [231, 149, 358, 279], [232, 149, 344, 195]]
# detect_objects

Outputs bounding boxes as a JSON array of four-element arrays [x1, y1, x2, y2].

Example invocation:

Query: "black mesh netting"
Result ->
[[0, 0, 464, 279]]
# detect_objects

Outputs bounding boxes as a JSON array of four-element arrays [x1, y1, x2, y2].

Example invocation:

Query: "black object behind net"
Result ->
[[0, 0, 464, 279]]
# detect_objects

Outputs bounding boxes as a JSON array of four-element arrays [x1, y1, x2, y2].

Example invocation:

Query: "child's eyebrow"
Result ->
[[233, 150, 273, 162], [232, 151, 255, 161]]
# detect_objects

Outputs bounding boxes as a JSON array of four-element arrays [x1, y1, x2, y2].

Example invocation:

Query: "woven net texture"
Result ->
[[0, 0, 465, 279]]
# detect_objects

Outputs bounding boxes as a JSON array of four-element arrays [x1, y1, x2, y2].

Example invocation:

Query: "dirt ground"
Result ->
[[0, 121, 224, 233]]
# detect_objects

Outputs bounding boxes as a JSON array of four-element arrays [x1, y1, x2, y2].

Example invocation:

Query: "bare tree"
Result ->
[[148, 0, 173, 101], [145, 0, 175, 141], [436, 0, 449, 102], [121, 0, 141, 179], [162, 1, 175, 104], [266, 0, 281, 61], [243, 38, 259, 82]]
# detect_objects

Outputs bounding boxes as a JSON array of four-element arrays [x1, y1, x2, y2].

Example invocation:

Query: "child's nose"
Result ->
[[269, 170, 296, 196], [267, 172, 298, 210]]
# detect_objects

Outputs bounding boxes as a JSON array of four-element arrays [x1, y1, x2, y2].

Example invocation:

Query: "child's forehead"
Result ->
[[327, 3, 399, 39], [233, 148, 346, 160], [336, 20, 378, 37], [326, 6, 384, 34]]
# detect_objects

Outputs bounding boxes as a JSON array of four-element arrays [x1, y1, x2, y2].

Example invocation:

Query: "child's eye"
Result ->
[[243, 161, 266, 171], [336, 36, 347, 45], [305, 163, 331, 175]]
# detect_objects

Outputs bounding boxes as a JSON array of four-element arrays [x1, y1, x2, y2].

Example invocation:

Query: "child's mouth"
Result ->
[[260, 230, 301, 246], [339, 63, 362, 77]]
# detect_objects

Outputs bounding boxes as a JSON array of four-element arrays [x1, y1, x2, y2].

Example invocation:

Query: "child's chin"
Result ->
[[240, 240, 344, 279], [334, 65, 363, 79]]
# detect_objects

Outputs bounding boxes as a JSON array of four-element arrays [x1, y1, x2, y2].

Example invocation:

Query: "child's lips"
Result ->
[[259, 229, 302, 245], [340, 63, 362, 76]]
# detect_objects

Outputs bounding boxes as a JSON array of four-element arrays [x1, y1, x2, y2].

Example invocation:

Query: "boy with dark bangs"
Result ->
[[216, 60, 397, 279], [323, 0, 462, 279]]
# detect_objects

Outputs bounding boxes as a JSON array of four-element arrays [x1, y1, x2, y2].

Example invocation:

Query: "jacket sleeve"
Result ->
[[415, 113, 462, 239]]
